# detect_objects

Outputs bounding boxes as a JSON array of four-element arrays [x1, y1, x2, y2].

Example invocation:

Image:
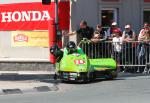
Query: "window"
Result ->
[[101, 8, 118, 27], [143, 9, 150, 23]]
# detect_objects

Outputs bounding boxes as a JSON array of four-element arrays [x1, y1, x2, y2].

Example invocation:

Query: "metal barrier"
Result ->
[[79, 39, 150, 73]]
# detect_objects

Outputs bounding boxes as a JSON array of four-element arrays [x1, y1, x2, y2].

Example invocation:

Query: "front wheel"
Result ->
[[54, 73, 58, 80]]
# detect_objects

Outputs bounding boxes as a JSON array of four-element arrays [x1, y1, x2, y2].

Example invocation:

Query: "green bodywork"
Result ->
[[90, 58, 117, 71], [56, 47, 117, 73]]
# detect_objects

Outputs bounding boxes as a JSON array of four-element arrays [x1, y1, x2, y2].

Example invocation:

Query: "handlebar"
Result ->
[[78, 38, 91, 46]]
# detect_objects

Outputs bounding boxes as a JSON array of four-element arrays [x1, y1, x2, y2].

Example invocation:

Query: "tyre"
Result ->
[[54, 73, 58, 80], [89, 72, 95, 81], [105, 70, 118, 80]]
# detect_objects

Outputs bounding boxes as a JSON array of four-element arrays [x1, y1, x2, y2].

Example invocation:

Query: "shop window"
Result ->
[[144, 9, 150, 23], [101, 8, 118, 28]]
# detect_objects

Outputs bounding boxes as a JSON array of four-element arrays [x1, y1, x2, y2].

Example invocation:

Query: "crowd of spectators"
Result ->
[[63, 20, 150, 73]]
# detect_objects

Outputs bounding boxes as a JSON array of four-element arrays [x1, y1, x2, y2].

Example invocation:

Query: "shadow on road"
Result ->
[[40, 72, 150, 85], [1, 72, 150, 85], [118, 72, 150, 78]]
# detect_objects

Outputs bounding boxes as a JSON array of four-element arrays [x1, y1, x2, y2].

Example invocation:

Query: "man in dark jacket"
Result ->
[[63, 20, 94, 57], [63, 20, 94, 41]]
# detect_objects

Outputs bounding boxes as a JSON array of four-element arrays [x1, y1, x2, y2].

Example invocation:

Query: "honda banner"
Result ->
[[0, 2, 70, 30]]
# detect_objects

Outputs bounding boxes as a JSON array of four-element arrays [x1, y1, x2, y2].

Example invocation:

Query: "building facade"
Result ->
[[0, 0, 150, 62], [70, 0, 150, 43]]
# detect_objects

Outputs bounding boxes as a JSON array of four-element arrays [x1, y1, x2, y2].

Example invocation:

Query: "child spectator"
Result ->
[[112, 29, 123, 71]]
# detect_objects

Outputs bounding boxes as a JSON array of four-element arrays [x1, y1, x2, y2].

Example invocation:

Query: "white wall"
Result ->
[[70, 0, 98, 43], [0, 31, 49, 61]]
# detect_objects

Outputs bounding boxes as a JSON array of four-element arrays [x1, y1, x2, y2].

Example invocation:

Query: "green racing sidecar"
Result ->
[[53, 47, 118, 82]]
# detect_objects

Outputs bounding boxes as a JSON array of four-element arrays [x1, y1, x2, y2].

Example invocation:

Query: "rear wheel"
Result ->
[[105, 70, 118, 80], [89, 72, 95, 81]]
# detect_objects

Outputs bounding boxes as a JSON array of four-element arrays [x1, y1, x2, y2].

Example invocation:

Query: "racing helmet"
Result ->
[[50, 44, 60, 57], [66, 41, 77, 54]]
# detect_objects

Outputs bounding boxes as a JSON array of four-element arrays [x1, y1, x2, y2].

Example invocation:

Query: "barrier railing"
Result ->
[[79, 39, 150, 72]]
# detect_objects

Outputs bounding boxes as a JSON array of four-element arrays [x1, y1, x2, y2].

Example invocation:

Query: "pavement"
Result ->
[[0, 71, 55, 80], [0, 71, 58, 95]]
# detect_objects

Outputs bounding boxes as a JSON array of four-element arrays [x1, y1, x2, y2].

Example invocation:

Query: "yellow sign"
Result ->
[[11, 31, 49, 47]]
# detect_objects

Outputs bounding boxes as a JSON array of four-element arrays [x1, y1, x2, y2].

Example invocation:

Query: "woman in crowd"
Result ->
[[137, 23, 150, 73]]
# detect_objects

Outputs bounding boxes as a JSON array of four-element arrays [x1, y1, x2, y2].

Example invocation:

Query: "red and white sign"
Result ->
[[0, 2, 70, 30], [14, 34, 28, 42], [1, 11, 50, 22], [74, 60, 86, 65]]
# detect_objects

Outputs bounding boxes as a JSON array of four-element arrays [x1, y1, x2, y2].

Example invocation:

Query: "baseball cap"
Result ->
[[113, 28, 120, 33], [125, 25, 131, 29], [112, 22, 117, 26]]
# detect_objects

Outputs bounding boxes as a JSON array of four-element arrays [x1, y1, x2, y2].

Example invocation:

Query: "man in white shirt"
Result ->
[[122, 24, 137, 72]]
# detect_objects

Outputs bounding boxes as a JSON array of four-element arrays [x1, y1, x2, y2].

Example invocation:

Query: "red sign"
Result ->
[[144, 0, 150, 2], [14, 34, 28, 42], [0, 2, 70, 30]]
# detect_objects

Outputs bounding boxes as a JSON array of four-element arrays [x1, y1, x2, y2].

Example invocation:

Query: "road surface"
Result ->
[[0, 73, 150, 103]]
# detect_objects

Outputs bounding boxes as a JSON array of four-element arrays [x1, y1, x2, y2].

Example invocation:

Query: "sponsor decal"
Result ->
[[11, 31, 49, 47], [72, 53, 80, 57], [74, 60, 85, 65], [13, 34, 28, 42]]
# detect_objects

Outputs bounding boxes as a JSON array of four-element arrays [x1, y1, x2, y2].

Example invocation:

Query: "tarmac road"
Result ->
[[0, 73, 150, 103]]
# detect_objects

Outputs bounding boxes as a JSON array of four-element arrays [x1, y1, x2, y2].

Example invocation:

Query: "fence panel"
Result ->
[[79, 40, 150, 72]]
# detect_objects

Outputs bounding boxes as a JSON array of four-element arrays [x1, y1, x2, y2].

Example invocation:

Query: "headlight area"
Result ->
[[59, 71, 88, 81]]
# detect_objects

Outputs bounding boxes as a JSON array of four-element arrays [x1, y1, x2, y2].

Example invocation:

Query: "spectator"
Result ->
[[63, 20, 94, 41], [107, 22, 122, 40], [91, 31, 101, 58], [106, 22, 122, 58], [90, 25, 107, 58], [122, 24, 137, 72], [112, 29, 123, 54], [63, 20, 94, 57], [91, 31, 101, 43], [112, 29, 123, 71], [138, 22, 149, 41], [137, 24, 150, 73], [91, 24, 107, 43], [122, 24, 136, 41]]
